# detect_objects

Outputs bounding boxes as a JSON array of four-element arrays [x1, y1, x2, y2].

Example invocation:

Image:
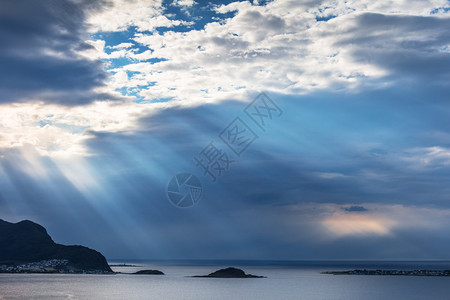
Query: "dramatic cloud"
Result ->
[[0, 0, 115, 105], [0, 101, 160, 156], [1, 0, 450, 260], [84, 0, 450, 105]]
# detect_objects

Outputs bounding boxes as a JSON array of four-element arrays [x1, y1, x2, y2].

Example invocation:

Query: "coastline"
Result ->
[[0, 259, 113, 274], [323, 269, 450, 277], [4, 259, 450, 277]]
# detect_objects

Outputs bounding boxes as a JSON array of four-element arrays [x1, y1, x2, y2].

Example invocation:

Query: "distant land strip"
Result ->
[[323, 269, 450, 276]]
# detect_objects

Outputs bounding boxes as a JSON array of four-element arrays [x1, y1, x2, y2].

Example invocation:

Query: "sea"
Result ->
[[1, 260, 450, 299]]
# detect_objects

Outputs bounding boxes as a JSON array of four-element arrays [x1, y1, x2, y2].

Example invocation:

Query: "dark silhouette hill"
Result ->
[[0, 219, 112, 273]]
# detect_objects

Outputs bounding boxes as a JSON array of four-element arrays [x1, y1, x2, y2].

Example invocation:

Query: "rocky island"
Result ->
[[0, 219, 113, 274], [133, 269, 165, 275], [193, 267, 265, 278]]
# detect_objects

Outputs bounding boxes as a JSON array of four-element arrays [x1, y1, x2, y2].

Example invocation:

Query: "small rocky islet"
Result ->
[[132, 269, 165, 275], [193, 267, 265, 278]]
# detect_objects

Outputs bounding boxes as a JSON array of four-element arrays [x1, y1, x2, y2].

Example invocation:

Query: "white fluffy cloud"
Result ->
[[86, 0, 191, 32], [174, 0, 196, 7], [0, 101, 166, 157], [87, 0, 449, 105]]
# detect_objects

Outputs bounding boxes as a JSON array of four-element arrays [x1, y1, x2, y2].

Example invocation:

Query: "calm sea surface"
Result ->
[[1, 261, 450, 299]]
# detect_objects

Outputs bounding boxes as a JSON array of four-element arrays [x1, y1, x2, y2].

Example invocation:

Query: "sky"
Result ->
[[1, 0, 450, 260]]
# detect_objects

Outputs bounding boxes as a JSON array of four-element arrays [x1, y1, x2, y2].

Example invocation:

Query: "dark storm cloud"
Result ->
[[86, 87, 450, 210], [343, 206, 368, 212], [0, 0, 117, 105], [335, 13, 450, 84]]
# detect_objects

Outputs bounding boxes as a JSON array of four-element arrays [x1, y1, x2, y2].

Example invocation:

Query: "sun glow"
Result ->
[[322, 213, 394, 237]]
